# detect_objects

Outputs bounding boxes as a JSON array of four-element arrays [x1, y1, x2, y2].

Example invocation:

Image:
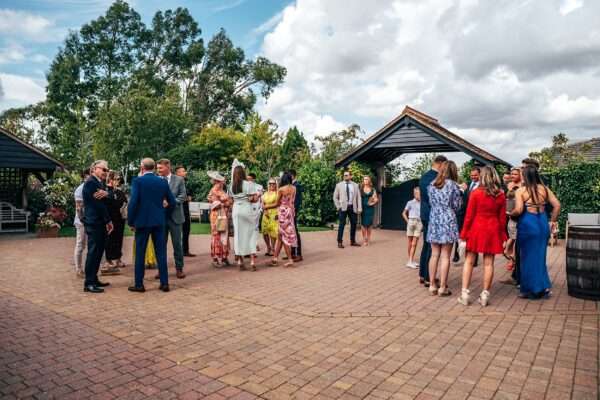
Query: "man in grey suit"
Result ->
[[333, 170, 362, 248], [157, 159, 187, 279]]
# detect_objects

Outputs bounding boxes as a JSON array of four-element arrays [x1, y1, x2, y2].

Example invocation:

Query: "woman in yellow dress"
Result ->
[[261, 178, 279, 256]]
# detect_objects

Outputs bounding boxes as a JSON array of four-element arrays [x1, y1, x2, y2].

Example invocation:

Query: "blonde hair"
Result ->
[[480, 166, 502, 196], [433, 161, 458, 189]]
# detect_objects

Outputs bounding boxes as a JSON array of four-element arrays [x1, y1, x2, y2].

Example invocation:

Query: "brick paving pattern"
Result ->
[[0, 230, 597, 399]]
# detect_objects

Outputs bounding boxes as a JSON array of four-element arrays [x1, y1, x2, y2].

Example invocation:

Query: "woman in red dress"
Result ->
[[458, 166, 507, 307]]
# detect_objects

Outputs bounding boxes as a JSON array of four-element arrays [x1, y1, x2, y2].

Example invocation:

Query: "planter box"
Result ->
[[37, 226, 60, 238]]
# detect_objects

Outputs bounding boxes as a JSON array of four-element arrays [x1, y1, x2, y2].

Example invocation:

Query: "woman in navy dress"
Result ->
[[511, 166, 560, 299], [427, 161, 462, 297]]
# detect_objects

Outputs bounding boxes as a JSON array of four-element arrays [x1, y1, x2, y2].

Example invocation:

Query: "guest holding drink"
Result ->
[[457, 166, 507, 307]]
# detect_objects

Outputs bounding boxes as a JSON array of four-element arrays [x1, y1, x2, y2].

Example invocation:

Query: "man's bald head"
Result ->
[[141, 158, 156, 171]]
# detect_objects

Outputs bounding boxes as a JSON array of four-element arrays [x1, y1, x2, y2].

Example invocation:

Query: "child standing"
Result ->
[[402, 187, 423, 269]]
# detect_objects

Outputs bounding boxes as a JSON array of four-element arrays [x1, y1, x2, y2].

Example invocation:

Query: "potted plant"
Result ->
[[36, 207, 67, 238]]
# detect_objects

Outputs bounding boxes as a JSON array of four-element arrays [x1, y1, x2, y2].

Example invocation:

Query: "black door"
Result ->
[[381, 179, 419, 230]]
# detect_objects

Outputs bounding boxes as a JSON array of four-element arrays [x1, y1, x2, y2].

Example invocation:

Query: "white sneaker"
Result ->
[[406, 261, 418, 269], [478, 290, 490, 307], [457, 288, 471, 306]]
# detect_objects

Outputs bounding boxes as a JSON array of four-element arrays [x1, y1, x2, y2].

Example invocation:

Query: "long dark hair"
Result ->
[[280, 171, 293, 187], [232, 165, 246, 194], [433, 161, 458, 189], [522, 165, 546, 204]]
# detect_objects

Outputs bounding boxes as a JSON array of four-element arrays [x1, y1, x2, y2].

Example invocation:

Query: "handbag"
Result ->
[[367, 191, 378, 206], [216, 208, 228, 232]]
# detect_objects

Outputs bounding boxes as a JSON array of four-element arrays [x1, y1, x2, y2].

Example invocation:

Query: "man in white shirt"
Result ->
[[333, 170, 362, 248], [456, 166, 481, 264], [73, 169, 90, 277]]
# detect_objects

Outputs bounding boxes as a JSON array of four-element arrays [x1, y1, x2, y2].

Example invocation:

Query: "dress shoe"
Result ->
[[128, 285, 146, 293], [350, 242, 361, 247], [292, 256, 303, 262], [154, 274, 160, 280], [84, 285, 104, 293], [184, 253, 196, 257], [159, 284, 170, 292], [452, 254, 460, 263], [338, 242, 344, 249], [96, 281, 110, 287], [176, 270, 186, 279]]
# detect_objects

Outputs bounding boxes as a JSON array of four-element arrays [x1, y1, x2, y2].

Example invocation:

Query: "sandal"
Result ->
[[270, 259, 278, 266], [283, 262, 294, 268]]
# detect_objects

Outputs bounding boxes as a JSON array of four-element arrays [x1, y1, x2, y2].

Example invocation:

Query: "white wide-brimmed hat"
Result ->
[[207, 170, 225, 181]]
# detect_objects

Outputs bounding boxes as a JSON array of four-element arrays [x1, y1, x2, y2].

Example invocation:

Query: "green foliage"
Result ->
[[0, 105, 46, 145], [280, 126, 310, 172], [404, 153, 438, 181], [544, 161, 600, 233], [185, 170, 213, 202], [243, 114, 282, 182], [529, 133, 589, 173], [93, 84, 191, 172], [297, 160, 338, 226], [316, 124, 363, 166], [39, 0, 285, 169]]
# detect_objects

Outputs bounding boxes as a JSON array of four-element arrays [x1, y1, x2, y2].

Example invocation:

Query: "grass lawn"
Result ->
[[58, 223, 330, 237]]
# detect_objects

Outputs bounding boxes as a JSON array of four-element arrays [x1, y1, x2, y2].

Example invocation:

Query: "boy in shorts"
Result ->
[[402, 187, 423, 269]]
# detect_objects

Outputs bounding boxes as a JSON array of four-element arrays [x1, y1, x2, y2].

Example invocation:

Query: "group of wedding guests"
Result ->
[[74, 157, 304, 294], [206, 165, 303, 271], [407, 155, 561, 306]]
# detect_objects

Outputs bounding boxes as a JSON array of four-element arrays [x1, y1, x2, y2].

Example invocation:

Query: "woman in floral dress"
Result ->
[[207, 171, 231, 267], [427, 161, 462, 297], [271, 172, 297, 267]]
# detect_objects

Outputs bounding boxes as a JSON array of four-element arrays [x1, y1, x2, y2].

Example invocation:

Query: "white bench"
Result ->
[[189, 202, 210, 222], [0, 201, 30, 233]]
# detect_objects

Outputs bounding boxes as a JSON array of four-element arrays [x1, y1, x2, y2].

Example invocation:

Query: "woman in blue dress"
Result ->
[[511, 166, 560, 299], [427, 161, 462, 297]]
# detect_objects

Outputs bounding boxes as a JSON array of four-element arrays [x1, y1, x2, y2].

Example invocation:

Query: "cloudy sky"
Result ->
[[1, 0, 599, 164]]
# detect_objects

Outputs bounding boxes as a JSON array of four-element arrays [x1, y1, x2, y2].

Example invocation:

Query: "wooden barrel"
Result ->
[[566, 226, 600, 300]]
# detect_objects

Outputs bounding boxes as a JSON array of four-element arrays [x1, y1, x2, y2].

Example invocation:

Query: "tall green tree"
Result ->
[[189, 29, 286, 128], [41, 0, 285, 168], [316, 123, 363, 166], [243, 113, 282, 181], [0, 104, 46, 145], [280, 126, 310, 172], [92, 84, 191, 178]]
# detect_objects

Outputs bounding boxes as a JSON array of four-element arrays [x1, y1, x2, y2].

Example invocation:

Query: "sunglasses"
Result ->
[[97, 167, 109, 172]]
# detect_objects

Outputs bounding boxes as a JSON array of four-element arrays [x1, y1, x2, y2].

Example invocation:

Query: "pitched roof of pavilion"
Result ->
[[335, 106, 511, 168]]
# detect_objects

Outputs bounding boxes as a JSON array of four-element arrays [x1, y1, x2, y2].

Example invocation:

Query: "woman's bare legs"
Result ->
[[482, 254, 495, 290], [366, 227, 372, 245], [408, 236, 419, 264], [428, 243, 441, 290], [438, 243, 453, 291], [361, 226, 368, 246], [461, 252, 477, 290]]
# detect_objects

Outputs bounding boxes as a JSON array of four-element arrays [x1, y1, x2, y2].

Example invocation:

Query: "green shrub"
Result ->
[[40, 172, 81, 225], [544, 161, 600, 233], [297, 160, 338, 226], [186, 170, 213, 202]]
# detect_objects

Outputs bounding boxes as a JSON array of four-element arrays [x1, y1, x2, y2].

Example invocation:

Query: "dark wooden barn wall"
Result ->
[[0, 134, 57, 170]]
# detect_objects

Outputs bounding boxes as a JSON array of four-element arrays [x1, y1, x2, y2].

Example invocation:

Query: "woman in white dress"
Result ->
[[230, 165, 260, 270]]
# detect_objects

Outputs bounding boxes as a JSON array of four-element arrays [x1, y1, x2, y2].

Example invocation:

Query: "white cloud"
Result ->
[[560, 0, 584, 15], [0, 73, 46, 111], [0, 44, 26, 64], [257, 0, 600, 164], [0, 9, 55, 39]]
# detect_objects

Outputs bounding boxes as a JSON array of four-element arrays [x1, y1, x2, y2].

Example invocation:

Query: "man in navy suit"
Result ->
[[127, 158, 176, 292], [82, 160, 114, 293], [418, 155, 447, 286]]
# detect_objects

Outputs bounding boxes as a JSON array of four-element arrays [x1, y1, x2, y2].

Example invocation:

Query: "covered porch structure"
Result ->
[[335, 106, 511, 228], [0, 126, 63, 212]]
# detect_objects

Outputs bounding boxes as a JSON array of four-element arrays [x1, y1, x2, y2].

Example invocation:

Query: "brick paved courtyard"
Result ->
[[0, 230, 598, 400]]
